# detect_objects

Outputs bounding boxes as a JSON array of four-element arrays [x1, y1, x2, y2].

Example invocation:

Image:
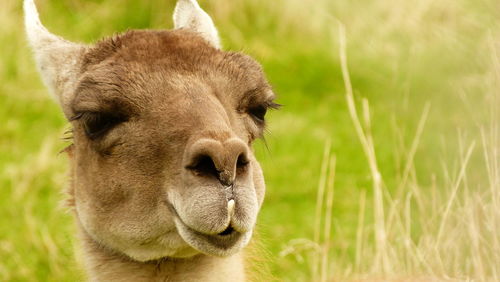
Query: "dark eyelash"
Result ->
[[69, 112, 84, 121], [248, 101, 281, 124], [70, 112, 126, 140], [267, 102, 282, 110]]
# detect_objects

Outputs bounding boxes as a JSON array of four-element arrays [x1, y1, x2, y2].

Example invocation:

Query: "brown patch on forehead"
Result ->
[[81, 29, 265, 83], [83, 29, 215, 68]]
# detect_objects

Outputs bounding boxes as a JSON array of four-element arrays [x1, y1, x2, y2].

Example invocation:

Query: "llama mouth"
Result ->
[[165, 202, 251, 256], [218, 225, 235, 236], [173, 216, 252, 257]]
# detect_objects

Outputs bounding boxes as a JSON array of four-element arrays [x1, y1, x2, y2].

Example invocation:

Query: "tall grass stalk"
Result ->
[[339, 23, 389, 275], [320, 156, 336, 282], [312, 140, 332, 281], [310, 141, 337, 282]]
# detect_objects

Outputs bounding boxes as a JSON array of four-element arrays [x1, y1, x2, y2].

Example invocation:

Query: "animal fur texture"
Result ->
[[24, 0, 277, 281]]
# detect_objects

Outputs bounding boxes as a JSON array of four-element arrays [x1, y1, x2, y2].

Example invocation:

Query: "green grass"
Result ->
[[1, 0, 498, 281]]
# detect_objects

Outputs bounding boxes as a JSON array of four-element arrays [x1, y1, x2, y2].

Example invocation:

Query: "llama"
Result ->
[[24, 0, 277, 280]]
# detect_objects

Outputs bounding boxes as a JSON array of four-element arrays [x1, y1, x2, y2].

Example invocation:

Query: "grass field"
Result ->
[[1, 0, 499, 281]]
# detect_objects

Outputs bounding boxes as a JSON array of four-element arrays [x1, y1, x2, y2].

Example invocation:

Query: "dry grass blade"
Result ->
[[312, 139, 332, 281], [338, 22, 389, 274], [321, 156, 336, 282], [435, 142, 475, 246], [354, 190, 367, 273]]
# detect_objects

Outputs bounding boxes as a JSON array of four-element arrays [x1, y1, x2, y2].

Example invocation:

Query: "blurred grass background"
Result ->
[[0, 0, 498, 281]]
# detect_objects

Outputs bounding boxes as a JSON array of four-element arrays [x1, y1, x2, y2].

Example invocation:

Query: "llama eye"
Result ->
[[77, 112, 125, 140], [248, 105, 268, 123]]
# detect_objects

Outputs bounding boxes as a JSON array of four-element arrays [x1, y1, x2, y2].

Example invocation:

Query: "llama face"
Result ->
[[25, 0, 276, 261], [71, 30, 274, 260]]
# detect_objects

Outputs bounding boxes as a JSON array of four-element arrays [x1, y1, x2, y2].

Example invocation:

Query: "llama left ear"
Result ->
[[173, 0, 221, 49], [24, 0, 88, 119]]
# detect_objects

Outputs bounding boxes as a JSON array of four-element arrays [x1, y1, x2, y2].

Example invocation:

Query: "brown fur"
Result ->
[[64, 29, 276, 281], [26, 0, 277, 279]]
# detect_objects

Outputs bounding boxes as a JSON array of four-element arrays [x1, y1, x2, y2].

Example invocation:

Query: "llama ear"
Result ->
[[173, 0, 221, 49], [24, 0, 87, 118]]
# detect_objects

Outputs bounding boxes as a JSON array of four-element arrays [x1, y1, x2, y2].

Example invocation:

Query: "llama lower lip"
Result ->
[[178, 216, 242, 243], [173, 216, 251, 256]]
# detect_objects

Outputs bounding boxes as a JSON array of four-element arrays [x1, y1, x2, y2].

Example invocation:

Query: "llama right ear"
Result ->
[[24, 0, 87, 119], [173, 0, 221, 49]]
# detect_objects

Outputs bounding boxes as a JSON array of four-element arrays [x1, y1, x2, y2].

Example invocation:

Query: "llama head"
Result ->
[[24, 0, 277, 261]]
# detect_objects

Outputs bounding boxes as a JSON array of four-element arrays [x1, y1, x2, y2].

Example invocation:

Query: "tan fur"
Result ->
[[80, 228, 246, 282], [25, 1, 277, 281]]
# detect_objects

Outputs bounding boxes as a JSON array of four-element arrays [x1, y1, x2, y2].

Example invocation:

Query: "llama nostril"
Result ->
[[236, 153, 249, 169], [186, 154, 219, 179]]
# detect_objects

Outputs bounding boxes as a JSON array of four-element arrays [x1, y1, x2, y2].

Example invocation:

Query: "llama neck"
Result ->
[[79, 229, 246, 282]]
